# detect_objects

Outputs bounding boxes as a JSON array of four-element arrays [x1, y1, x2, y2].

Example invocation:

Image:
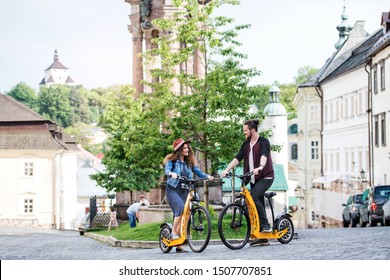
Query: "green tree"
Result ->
[[91, 85, 170, 192], [294, 65, 318, 86], [6, 82, 38, 111], [92, 0, 267, 193], [68, 86, 92, 125], [143, 0, 261, 174], [38, 85, 72, 127]]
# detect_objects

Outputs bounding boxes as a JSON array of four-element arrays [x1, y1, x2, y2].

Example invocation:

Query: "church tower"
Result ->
[[262, 85, 288, 179], [334, 1, 353, 50], [39, 49, 75, 87]]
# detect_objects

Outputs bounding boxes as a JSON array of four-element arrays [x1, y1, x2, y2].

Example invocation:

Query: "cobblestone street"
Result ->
[[1, 226, 390, 260]]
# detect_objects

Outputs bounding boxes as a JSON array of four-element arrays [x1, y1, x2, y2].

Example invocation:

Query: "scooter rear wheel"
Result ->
[[159, 224, 173, 253], [276, 215, 294, 244]]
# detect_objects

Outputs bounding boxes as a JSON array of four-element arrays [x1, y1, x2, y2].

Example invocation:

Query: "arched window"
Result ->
[[288, 124, 298, 134], [291, 144, 298, 160]]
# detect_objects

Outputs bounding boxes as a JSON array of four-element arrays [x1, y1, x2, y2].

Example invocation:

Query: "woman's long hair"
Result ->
[[163, 143, 196, 167]]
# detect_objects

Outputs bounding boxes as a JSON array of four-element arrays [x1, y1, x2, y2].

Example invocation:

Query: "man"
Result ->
[[126, 202, 145, 228], [221, 119, 274, 247]]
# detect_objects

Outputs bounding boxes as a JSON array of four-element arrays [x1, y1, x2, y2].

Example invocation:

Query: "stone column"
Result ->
[[126, 0, 144, 97]]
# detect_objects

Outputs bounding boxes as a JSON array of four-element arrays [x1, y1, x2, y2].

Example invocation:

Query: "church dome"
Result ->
[[264, 102, 287, 116], [263, 85, 287, 116]]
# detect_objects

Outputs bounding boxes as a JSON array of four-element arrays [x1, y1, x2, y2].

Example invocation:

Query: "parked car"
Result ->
[[342, 193, 363, 227], [382, 193, 390, 226], [359, 185, 390, 227]]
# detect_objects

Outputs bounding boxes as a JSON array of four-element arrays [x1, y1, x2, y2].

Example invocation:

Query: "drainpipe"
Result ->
[[365, 58, 373, 185], [315, 85, 324, 177], [52, 150, 65, 230]]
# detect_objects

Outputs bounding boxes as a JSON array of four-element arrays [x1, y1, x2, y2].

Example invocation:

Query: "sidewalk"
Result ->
[[85, 232, 299, 248]]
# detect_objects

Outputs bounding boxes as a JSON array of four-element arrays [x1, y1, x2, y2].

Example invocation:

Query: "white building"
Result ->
[[294, 8, 390, 228], [367, 11, 390, 186], [39, 49, 75, 86], [0, 94, 79, 229]]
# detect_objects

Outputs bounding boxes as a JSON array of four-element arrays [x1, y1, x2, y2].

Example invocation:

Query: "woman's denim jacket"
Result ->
[[165, 160, 208, 188]]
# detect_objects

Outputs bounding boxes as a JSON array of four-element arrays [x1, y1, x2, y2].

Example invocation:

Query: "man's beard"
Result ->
[[246, 132, 252, 140]]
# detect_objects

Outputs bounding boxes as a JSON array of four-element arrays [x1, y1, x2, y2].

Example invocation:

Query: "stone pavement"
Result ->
[[1, 226, 390, 260]]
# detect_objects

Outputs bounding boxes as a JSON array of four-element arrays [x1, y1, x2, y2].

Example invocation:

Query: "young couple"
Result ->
[[164, 119, 274, 251]]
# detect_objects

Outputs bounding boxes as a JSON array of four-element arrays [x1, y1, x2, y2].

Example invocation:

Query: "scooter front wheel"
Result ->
[[218, 203, 250, 250], [159, 224, 173, 253], [187, 205, 211, 253], [276, 215, 294, 244]]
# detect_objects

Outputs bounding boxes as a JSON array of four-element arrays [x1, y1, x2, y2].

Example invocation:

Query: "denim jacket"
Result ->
[[165, 160, 209, 188]]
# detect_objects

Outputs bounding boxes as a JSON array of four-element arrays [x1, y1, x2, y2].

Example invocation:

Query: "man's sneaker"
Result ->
[[250, 239, 270, 247], [261, 223, 272, 232]]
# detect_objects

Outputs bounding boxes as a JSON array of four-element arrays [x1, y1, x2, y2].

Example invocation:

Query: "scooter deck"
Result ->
[[162, 236, 186, 247], [251, 228, 289, 239]]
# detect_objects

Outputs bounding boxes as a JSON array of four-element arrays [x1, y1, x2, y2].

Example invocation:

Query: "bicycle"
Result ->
[[159, 176, 212, 253], [218, 171, 294, 250]]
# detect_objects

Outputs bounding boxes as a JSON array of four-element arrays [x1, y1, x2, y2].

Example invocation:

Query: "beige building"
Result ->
[[0, 95, 79, 229]]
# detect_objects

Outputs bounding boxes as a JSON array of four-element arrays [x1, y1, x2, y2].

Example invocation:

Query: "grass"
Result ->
[[92, 216, 224, 241]]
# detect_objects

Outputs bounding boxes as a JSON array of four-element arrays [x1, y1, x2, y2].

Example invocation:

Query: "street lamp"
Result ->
[[359, 169, 367, 192], [360, 169, 366, 182]]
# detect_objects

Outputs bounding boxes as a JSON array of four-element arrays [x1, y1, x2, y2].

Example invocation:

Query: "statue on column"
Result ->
[[139, 0, 152, 22]]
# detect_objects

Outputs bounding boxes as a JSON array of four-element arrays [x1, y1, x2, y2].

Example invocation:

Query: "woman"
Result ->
[[164, 138, 214, 253]]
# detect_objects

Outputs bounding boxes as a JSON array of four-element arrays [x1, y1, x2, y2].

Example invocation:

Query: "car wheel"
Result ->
[[369, 215, 377, 227], [351, 217, 358, 227], [359, 216, 367, 227], [384, 217, 390, 226], [343, 218, 349, 228]]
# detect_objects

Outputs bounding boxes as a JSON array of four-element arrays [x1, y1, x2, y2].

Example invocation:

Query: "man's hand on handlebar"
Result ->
[[221, 171, 230, 178]]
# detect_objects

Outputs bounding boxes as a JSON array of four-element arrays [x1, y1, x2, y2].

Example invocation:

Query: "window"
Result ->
[[24, 162, 34, 176], [311, 141, 319, 160], [291, 144, 298, 160], [24, 199, 33, 213], [373, 65, 378, 94], [380, 61, 385, 91], [288, 124, 298, 134], [330, 102, 334, 121], [381, 113, 386, 146], [310, 105, 319, 123], [324, 104, 328, 122], [350, 95, 355, 116], [374, 115, 379, 147]]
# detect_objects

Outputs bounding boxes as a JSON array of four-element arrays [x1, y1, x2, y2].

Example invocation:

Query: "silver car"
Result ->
[[383, 193, 390, 226]]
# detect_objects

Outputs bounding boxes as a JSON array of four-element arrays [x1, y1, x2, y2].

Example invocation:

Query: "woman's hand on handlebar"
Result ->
[[169, 172, 178, 179], [207, 175, 214, 181]]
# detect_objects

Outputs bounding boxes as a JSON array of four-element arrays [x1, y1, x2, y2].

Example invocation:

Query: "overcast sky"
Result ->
[[0, 0, 388, 93]]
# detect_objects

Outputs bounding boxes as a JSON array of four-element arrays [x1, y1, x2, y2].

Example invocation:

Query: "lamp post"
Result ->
[[359, 169, 367, 192]]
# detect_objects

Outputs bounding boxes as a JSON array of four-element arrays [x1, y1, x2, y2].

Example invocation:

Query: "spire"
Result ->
[[335, 0, 353, 50], [54, 49, 58, 62]]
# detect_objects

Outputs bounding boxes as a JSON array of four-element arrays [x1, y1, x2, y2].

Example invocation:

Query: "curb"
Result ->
[[85, 232, 298, 249]]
